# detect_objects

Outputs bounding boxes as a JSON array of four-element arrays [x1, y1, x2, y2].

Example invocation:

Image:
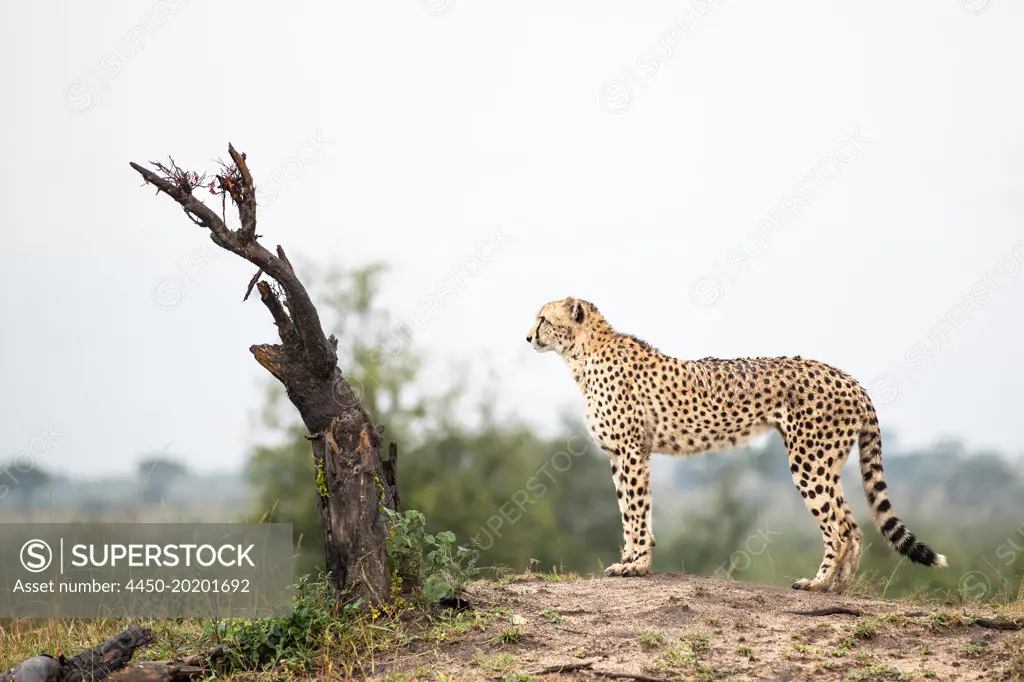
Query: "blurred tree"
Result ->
[[137, 457, 188, 505], [247, 261, 620, 576], [655, 458, 759, 577], [945, 451, 1019, 511], [0, 463, 54, 512], [398, 406, 621, 574]]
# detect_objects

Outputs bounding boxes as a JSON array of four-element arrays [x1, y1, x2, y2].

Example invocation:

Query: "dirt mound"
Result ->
[[377, 573, 1024, 681]]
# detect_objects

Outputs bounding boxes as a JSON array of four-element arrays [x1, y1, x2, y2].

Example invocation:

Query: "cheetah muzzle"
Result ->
[[528, 297, 948, 592]]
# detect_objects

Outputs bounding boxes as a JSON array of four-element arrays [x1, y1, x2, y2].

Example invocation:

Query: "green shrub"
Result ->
[[383, 507, 479, 602], [210, 572, 352, 672], [206, 508, 479, 674]]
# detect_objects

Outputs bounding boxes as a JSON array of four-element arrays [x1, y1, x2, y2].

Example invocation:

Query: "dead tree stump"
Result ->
[[130, 146, 398, 604]]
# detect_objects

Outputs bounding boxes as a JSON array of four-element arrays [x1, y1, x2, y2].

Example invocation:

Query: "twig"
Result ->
[[785, 606, 864, 616], [276, 244, 294, 272], [175, 644, 226, 668], [972, 617, 1024, 631], [784, 607, 1023, 631], [255, 281, 294, 340], [227, 144, 256, 239], [527, 661, 670, 682], [881, 555, 905, 600], [528, 662, 594, 675], [108, 662, 207, 681], [594, 671, 671, 682], [243, 268, 263, 301]]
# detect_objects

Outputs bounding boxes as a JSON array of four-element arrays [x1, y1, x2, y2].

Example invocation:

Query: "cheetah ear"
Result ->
[[573, 300, 585, 324]]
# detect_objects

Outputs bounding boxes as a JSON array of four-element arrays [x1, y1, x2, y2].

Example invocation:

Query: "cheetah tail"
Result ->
[[857, 399, 948, 568]]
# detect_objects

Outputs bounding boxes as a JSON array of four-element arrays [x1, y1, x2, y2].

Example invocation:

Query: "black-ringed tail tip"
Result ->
[[886, 521, 948, 567], [859, 427, 947, 569]]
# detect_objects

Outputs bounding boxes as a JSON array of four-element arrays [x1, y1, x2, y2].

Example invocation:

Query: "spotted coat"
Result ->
[[527, 297, 947, 592]]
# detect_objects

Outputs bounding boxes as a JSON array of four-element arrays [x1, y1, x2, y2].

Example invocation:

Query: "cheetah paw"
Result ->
[[791, 577, 833, 592], [605, 562, 649, 577]]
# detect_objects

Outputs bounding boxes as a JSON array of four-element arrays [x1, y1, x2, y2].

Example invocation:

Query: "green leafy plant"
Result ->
[[383, 507, 479, 603], [490, 625, 525, 645], [638, 629, 666, 649], [209, 572, 353, 672], [539, 608, 562, 623]]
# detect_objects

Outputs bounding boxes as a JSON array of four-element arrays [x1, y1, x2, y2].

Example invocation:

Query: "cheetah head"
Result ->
[[527, 297, 599, 355]]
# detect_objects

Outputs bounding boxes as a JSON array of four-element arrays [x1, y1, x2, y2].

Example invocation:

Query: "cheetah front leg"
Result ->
[[602, 450, 634, 569], [605, 450, 653, 577]]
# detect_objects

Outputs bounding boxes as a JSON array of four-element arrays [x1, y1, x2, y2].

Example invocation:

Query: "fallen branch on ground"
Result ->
[[785, 606, 864, 617], [108, 643, 232, 681], [106, 663, 206, 682], [526, 661, 671, 682], [972, 617, 1024, 631], [785, 606, 1024, 630], [1, 624, 153, 682]]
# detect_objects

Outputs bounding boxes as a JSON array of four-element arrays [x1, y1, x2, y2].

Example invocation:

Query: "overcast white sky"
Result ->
[[1, 1, 1022, 476]]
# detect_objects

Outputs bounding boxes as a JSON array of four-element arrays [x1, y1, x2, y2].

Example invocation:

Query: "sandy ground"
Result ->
[[372, 573, 1024, 681]]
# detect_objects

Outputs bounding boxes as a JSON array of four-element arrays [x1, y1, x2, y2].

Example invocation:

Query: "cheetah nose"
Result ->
[[526, 335, 533, 343]]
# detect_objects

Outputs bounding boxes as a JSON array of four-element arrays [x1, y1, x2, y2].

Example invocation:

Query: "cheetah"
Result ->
[[526, 297, 947, 592]]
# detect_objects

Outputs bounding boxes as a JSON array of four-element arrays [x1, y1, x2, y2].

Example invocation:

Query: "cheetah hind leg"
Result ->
[[833, 494, 863, 587], [796, 515, 861, 592], [789, 438, 856, 592], [793, 518, 861, 592], [795, 486, 862, 592]]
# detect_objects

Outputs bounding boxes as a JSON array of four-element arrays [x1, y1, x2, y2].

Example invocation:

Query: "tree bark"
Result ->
[[129, 146, 398, 604]]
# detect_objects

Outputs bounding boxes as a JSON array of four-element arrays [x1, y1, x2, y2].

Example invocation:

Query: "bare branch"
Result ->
[[257, 280, 294, 340], [129, 161, 233, 247], [130, 146, 338, 377], [227, 144, 257, 240], [243, 268, 264, 302], [276, 245, 295, 273], [786, 606, 864, 617], [250, 344, 285, 383]]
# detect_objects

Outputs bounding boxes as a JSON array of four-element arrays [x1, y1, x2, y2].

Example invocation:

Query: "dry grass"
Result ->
[[1, 618, 207, 670]]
